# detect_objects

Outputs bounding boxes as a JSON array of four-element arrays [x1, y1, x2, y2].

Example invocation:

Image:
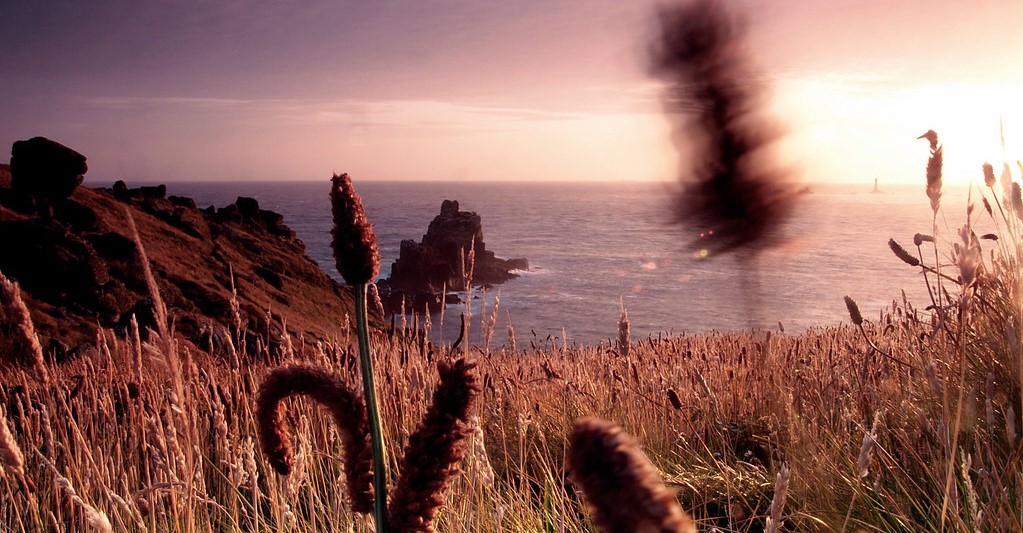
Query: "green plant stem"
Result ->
[[355, 283, 389, 532]]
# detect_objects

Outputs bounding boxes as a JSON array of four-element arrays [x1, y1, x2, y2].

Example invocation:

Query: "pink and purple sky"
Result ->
[[2, 0, 1021, 184]]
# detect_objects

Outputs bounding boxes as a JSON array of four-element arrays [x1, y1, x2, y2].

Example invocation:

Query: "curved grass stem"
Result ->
[[355, 283, 389, 532]]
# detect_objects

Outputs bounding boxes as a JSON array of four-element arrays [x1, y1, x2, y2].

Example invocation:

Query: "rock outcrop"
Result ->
[[10, 137, 87, 216], [0, 153, 378, 363], [0, 163, 11, 189], [380, 200, 527, 310]]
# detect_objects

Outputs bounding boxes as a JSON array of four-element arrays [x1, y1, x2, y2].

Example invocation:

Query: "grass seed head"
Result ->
[[255, 364, 375, 514], [330, 173, 380, 286], [889, 238, 920, 267], [983, 162, 996, 187], [0, 271, 49, 384], [618, 301, 631, 357], [666, 388, 683, 410], [389, 358, 482, 532], [567, 417, 695, 533], [766, 464, 791, 533], [844, 296, 863, 326], [0, 409, 25, 478], [918, 130, 943, 212], [913, 233, 935, 246]]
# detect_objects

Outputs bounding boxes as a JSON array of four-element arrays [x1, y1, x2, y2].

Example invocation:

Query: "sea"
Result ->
[[124, 180, 982, 347]]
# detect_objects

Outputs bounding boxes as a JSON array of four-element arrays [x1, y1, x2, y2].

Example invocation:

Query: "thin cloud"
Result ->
[[85, 96, 262, 110], [83, 95, 609, 137]]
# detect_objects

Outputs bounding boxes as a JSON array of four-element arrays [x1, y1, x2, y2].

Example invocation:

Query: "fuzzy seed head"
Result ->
[[857, 432, 876, 479], [567, 417, 695, 533], [618, 302, 631, 357], [389, 358, 482, 532], [889, 238, 920, 267], [765, 464, 791, 533], [844, 296, 863, 326], [256, 364, 375, 514], [983, 162, 996, 187], [0, 271, 49, 383], [0, 409, 25, 478], [956, 225, 983, 288], [666, 388, 683, 411], [918, 130, 943, 213], [330, 173, 380, 285]]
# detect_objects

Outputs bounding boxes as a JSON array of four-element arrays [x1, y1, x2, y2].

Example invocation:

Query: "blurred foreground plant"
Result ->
[[651, 0, 799, 255]]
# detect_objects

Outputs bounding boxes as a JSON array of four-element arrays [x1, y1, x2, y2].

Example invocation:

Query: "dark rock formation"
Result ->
[[236, 196, 260, 218], [168, 195, 197, 209], [0, 144, 379, 363], [380, 200, 527, 311], [115, 298, 159, 340], [139, 184, 166, 199], [10, 137, 87, 216], [1, 219, 113, 313]]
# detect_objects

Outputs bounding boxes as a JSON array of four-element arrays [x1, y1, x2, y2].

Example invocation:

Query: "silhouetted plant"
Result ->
[[389, 358, 481, 532], [918, 129, 943, 213]]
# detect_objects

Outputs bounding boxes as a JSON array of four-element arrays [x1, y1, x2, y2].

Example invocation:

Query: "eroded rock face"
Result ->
[[380, 200, 527, 311], [10, 137, 87, 214]]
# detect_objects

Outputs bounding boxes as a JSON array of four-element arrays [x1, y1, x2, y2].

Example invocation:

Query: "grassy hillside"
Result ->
[[0, 180, 375, 358]]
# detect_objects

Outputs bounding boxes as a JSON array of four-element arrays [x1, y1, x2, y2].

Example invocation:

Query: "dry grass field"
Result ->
[[2, 224, 1021, 532], [3, 160, 1023, 531]]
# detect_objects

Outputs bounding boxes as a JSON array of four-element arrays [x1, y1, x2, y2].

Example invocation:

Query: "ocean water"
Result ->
[[149, 180, 976, 346]]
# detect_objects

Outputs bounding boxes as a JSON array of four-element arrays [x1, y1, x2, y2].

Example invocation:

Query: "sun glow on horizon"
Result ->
[[3, 1, 1021, 185], [772, 75, 1023, 187]]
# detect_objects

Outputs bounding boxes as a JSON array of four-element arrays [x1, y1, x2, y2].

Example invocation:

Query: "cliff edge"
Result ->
[[0, 146, 373, 362]]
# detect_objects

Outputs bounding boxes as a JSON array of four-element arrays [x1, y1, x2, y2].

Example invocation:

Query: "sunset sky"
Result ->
[[2, 0, 1021, 184]]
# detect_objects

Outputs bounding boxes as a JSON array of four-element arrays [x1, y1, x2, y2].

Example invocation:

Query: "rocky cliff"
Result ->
[[0, 151, 374, 362]]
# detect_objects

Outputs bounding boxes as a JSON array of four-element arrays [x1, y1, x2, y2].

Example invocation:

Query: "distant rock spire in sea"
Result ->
[[378, 199, 527, 312]]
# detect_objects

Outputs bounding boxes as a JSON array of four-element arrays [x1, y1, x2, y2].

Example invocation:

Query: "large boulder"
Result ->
[[10, 137, 87, 212]]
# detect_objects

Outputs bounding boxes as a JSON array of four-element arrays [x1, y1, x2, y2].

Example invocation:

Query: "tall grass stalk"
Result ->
[[354, 283, 389, 531], [329, 172, 388, 531], [0, 406, 25, 479], [0, 270, 49, 384]]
